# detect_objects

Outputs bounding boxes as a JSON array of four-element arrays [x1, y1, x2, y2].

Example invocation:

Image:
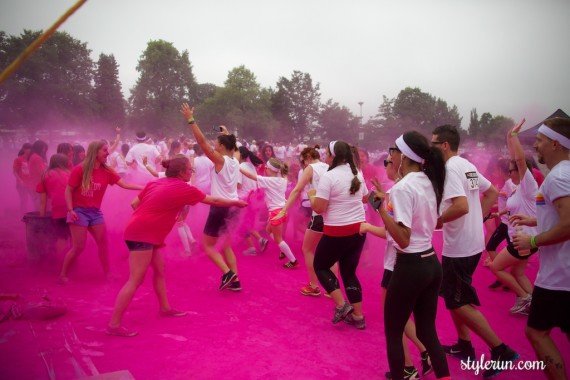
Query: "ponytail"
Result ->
[[328, 140, 361, 195], [423, 147, 446, 211]]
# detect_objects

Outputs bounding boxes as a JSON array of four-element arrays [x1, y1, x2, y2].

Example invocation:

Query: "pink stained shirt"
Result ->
[[68, 165, 121, 209], [13, 155, 31, 186], [27, 153, 47, 191], [36, 169, 70, 219], [124, 177, 206, 246]]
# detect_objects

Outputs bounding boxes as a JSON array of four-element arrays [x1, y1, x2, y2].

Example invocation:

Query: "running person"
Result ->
[[107, 155, 247, 337], [181, 103, 242, 290], [240, 157, 297, 268], [309, 141, 368, 326], [59, 140, 143, 284], [510, 117, 570, 380], [490, 119, 538, 315]]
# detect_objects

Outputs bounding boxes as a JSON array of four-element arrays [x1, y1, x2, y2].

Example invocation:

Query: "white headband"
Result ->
[[266, 160, 280, 172], [538, 124, 570, 149], [395, 135, 424, 164], [329, 141, 337, 157]]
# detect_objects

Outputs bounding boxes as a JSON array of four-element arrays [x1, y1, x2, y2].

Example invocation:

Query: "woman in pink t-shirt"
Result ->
[[13, 143, 33, 214], [36, 153, 72, 253], [107, 155, 247, 337], [58, 141, 143, 285]]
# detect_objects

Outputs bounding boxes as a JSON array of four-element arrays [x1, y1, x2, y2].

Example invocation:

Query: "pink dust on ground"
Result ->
[[1, 157, 568, 380]]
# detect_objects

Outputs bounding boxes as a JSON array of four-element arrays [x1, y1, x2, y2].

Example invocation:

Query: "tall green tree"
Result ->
[[0, 30, 94, 136], [93, 53, 126, 128], [478, 112, 514, 147], [468, 108, 480, 139], [129, 40, 196, 137], [378, 87, 462, 133], [319, 100, 360, 142], [271, 71, 321, 140], [196, 65, 276, 140]]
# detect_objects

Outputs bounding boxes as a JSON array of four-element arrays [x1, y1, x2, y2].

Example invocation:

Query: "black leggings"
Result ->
[[385, 253, 449, 380], [485, 222, 510, 252], [313, 233, 366, 304]]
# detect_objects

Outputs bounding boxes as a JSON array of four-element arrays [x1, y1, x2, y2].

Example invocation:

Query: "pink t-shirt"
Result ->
[[28, 153, 46, 191], [124, 178, 206, 245], [68, 165, 121, 209], [13, 156, 31, 186], [36, 169, 70, 219]]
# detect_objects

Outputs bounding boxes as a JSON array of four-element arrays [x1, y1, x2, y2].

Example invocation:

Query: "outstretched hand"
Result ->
[[180, 103, 194, 120], [370, 177, 386, 205], [509, 118, 526, 136]]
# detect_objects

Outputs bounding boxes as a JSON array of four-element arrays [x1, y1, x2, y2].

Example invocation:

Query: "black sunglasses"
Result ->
[[388, 147, 400, 156], [383, 159, 392, 167]]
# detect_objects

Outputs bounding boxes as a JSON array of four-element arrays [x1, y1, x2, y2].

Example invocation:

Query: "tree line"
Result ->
[[0, 30, 513, 148]]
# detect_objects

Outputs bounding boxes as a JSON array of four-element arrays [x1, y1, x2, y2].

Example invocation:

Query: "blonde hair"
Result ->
[[268, 157, 289, 177], [81, 141, 112, 191]]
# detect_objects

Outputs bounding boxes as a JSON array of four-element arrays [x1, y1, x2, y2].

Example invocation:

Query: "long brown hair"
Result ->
[[81, 141, 112, 191]]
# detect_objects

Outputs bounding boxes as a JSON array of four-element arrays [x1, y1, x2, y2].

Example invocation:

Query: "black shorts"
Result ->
[[204, 206, 239, 238], [307, 215, 324, 233], [485, 222, 510, 252], [527, 286, 570, 334], [381, 268, 393, 289], [125, 240, 155, 251], [440, 252, 482, 310], [52, 218, 70, 240], [506, 242, 538, 260]]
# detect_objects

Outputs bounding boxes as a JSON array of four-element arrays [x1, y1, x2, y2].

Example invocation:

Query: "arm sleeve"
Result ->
[[391, 184, 414, 228], [316, 173, 332, 200]]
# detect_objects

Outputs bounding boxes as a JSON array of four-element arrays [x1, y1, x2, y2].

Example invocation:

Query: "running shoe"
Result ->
[[282, 260, 299, 269], [279, 252, 286, 260], [160, 309, 188, 317], [300, 283, 321, 297], [385, 366, 419, 379], [420, 350, 432, 376], [243, 247, 257, 256], [106, 326, 138, 337], [259, 238, 269, 252], [332, 302, 353, 324], [482, 345, 519, 378], [343, 313, 366, 330], [442, 341, 476, 361], [511, 295, 531, 314], [229, 281, 242, 292], [219, 270, 237, 290]]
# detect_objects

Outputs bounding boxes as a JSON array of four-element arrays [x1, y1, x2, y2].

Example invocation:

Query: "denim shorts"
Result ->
[[71, 207, 105, 227]]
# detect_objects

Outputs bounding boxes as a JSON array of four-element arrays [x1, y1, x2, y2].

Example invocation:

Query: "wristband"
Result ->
[[530, 235, 537, 249], [187, 117, 195, 124], [510, 132, 518, 137]]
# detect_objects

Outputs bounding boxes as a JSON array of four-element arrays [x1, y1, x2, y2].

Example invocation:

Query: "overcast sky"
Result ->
[[1, 0, 569, 130]]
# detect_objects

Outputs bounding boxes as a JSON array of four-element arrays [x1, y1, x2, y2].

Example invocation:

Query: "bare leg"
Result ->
[[88, 224, 111, 277], [59, 224, 87, 280], [151, 249, 171, 312], [452, 305, 502, 348], [526, 326, 567, 380], [490, 248, 529, 297], [510, 260, 533, 295], [302, 229, 322, 286], [202, 235, 229, 273], [108, 249, 152, 328]]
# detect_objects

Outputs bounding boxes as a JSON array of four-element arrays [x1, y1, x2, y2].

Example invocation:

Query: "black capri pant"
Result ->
[[313, 233, 366, 304]]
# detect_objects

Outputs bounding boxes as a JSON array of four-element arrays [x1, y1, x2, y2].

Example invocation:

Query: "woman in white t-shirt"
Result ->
[[273, 146, 329, 296], [240, 157, 298, 267], [490, 121, 538, 315], [308, 141, 369, 327], [181, 103, 243, 291], [368, 131, 449, 380]]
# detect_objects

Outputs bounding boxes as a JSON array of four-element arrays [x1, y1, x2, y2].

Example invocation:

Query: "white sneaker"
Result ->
[[259, 238, 269, 252], [243, 247, 257, 256], [510, 295, 531, 314]]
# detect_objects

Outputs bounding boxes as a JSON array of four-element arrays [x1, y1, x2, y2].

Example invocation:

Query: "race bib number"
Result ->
[[465, 171, 479, 190]]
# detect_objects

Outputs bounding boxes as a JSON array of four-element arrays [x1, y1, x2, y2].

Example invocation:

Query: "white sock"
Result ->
[[177, 226, 190, 251], [183, 223, 195, 242], [269, 233, 275, 241], [278, 241, 295, 262]]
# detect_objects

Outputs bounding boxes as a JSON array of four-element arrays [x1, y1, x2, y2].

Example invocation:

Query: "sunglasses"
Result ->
[[388, 147, 401, 156], [383, 159, 392, 167]]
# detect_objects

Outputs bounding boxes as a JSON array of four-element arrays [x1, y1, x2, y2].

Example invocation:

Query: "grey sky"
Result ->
[[1, 0, 569, 129]]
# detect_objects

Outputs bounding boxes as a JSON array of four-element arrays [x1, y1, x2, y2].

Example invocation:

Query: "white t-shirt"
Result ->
[[210, 155, 239, 201], [308, 161, 329, 215], [238, 161, 258, 200], [506, 169, 538, 239], [441, 155, 491, 258], [534, 160, 570, 291], [498, 179, 516, 224], [125, 143, 161, 175], [390, 172, 438, 253], [316, 164, 368, 226], [257, 176, 287, 211], [192, 155, 214, 195]]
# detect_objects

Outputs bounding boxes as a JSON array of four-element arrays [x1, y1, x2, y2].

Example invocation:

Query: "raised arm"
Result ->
[[142, 156, 159, 178], [180, 103, 225, 168], [239, 166, 258, 181], [108, 127, 121, 153], [508, 119, 529, 177]]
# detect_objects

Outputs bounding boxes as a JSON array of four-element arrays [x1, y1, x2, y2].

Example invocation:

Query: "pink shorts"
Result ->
[[269, 208, 287, 226]]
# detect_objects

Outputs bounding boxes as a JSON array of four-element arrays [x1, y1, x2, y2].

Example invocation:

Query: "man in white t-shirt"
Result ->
[[511, 117, 570, 380], [432, 125, 519, 378], [125, 131, 161, 183]]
